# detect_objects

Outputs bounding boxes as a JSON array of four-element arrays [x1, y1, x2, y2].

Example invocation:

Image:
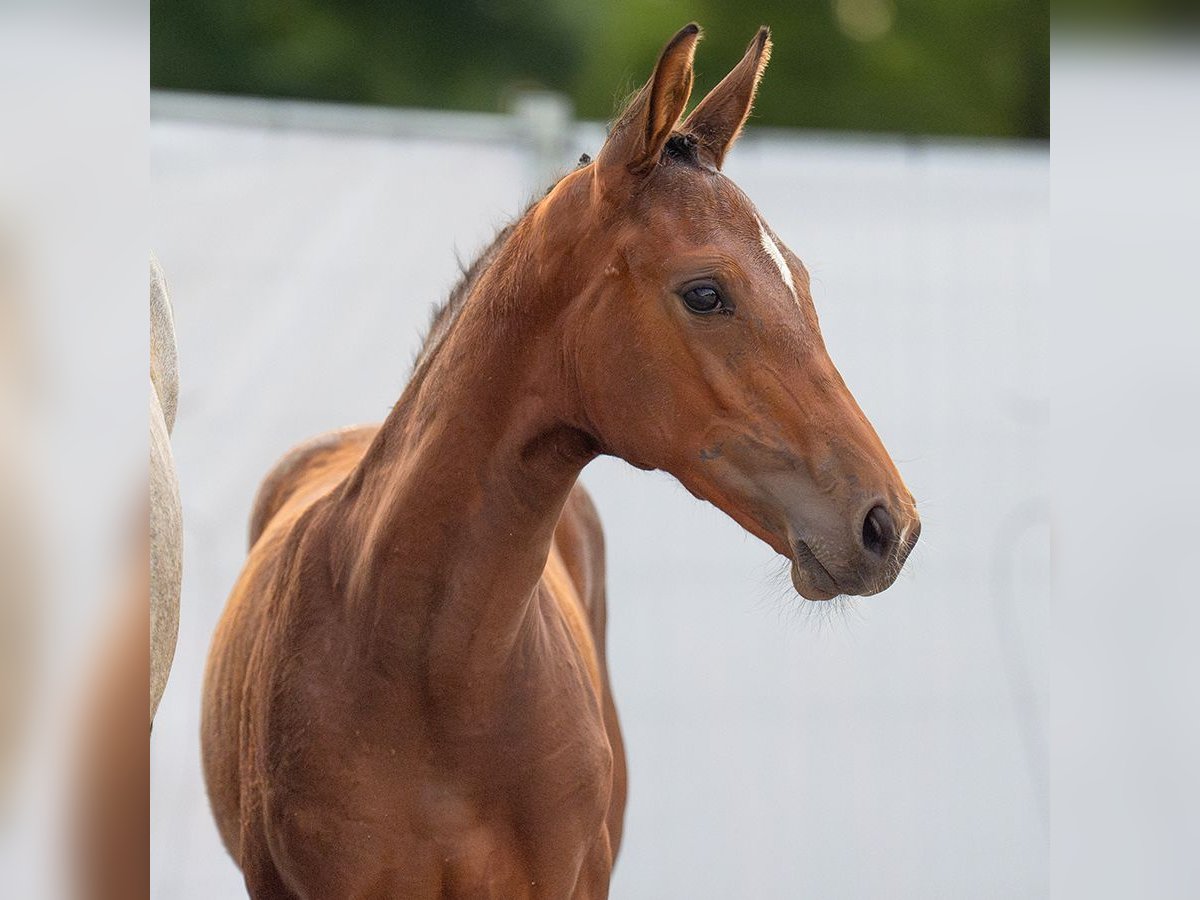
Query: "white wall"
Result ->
[[150, 99, 1048, 899]]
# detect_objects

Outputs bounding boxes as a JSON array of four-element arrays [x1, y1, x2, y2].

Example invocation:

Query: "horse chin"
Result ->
[[789, 559, 841, 602]]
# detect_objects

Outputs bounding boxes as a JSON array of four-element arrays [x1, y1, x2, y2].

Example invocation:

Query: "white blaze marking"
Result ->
[[758, 218, 796, 299]]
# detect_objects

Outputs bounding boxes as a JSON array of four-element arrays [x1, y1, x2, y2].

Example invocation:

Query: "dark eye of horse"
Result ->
[[681, 284, 728, 315]]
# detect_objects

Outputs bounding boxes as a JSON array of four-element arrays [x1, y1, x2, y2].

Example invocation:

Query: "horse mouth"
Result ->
[[789, 540, 841, 601]]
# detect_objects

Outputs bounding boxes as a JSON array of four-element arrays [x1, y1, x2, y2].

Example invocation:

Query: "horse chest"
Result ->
[[411, 629, 616, 888], [261, 681, 613, 899], [417, 752, 610, 891], [433, 642, 615, 832], [325, 704, 614, 898]]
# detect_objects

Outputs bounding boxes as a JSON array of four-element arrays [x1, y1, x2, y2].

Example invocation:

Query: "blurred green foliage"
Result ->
[[151, 0, 1047, 139]]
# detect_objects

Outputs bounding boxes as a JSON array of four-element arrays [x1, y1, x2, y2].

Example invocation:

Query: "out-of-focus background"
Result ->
[[148, 5, 1048, 898], [152, 0, 1048, 140]]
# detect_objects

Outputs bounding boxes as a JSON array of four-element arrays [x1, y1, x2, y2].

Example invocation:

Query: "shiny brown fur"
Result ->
[[202, 24, 919, 899]]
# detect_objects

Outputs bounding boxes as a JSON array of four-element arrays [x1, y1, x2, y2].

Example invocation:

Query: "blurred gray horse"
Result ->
[[150, 257, 181, 723]]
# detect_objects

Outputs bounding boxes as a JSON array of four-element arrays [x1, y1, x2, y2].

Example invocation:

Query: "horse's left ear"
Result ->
[[683, 27, 772, 169], [596, 23, 700, 179]]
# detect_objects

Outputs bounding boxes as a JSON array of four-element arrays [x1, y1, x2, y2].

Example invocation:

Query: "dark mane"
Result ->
[[412, 153, 594, 372], [411, 220, 517, 372]]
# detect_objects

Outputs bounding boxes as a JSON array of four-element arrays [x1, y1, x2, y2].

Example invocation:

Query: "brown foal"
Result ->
[[202, 24, 920, 899]]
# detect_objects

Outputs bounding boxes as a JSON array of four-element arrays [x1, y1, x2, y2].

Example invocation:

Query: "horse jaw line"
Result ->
[[758, 218, 796, 300]]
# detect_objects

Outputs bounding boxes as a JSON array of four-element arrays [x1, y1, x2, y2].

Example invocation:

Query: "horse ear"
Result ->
[[683, 27, 771, 169], [597, 23, 700, 179]]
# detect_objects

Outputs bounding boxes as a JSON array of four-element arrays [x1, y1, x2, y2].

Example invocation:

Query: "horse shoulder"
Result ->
[[204, 429, 366, 864]]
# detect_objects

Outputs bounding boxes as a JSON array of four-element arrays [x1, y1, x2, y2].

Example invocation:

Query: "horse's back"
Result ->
[[247, 424, 379, 547]]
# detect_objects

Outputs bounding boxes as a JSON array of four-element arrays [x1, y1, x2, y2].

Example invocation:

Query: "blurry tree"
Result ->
[[151, 0, 1047, 139]]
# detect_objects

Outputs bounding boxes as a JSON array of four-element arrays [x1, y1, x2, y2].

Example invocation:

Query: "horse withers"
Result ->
[[202, 24, 919, 899]]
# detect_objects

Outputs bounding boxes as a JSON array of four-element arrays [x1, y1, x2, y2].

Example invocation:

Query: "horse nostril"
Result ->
[[861, 505, 895, 559]]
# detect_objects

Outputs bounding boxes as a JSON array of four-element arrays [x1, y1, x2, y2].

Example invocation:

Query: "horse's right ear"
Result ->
[[683, 27, 771, 169], [596, 24, 700, 181]]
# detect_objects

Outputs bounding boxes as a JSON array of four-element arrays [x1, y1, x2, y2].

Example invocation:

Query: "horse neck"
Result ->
[[331, 235, 593, 690]]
